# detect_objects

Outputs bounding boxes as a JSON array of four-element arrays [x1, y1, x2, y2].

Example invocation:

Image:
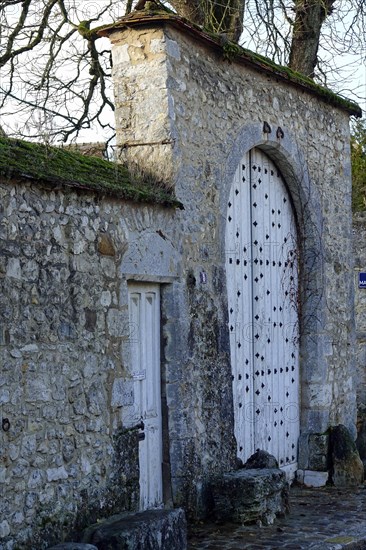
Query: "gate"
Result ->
[[226, 148, 300, 476]]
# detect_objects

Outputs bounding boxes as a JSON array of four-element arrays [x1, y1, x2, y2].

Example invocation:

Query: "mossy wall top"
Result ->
[[0, 137, 179, 207]]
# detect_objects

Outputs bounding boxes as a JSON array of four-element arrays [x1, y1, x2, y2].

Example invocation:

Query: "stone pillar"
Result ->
[[109, 25, 175, 183]]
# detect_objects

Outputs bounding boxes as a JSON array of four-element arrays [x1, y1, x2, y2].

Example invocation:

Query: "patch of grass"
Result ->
[[325, 536, 356, 544]]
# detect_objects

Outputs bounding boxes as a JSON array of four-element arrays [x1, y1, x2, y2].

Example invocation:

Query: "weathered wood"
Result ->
[[226, 148, 300, 476]]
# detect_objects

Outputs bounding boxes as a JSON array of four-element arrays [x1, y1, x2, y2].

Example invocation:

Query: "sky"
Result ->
[[0, 0, 365, 145]]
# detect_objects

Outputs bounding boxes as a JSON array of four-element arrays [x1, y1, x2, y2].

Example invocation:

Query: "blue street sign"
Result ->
[[359, 273, 366, 289]]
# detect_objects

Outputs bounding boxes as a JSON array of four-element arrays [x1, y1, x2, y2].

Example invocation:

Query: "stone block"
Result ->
[[309, 433, 329, 455], [210, 469, 288, 525], [298, 433, 310, 469], [46, 467, 68, 482], [305, 410, 330, 434], [82, 508, 187, 550], [330, 425, 364, 487], [308, 433, 330, 471], [296, 469, 305, 484], [0, 520, 10, 538], [111, 378, 133, 407], [6, 258, 21, 280], [303, 470, 328, 487], [243, 450, 278, 469]]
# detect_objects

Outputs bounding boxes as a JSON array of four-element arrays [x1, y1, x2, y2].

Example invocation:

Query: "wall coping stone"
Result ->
[[100, 11, 362, 119]]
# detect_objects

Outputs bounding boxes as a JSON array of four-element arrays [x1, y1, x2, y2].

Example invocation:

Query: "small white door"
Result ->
[[128, 283, 163, 510]]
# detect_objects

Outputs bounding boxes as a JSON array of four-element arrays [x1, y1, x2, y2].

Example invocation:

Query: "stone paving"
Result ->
[[188, 485, 366, 549]]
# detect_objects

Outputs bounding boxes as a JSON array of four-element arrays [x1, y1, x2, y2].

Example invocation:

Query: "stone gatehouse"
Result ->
[[0, 11, 362, 548]]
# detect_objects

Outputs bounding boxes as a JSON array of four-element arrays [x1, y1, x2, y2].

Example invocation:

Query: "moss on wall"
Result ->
[[101, 12, 362, 118], [0, 137, 181, 207]]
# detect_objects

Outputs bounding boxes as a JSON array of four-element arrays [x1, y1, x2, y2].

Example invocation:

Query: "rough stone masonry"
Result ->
[[0, 11, 362, 549], [0, 178, 183, 547], [105, 11, 360, 492]]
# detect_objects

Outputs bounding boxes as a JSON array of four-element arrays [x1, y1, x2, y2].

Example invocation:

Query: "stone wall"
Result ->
[[0, 15, 360, 547], [0, 179, 177, 548], [353, 213, 366, 461], [108, 15, 356, 494], [110, 19, 356, 444]]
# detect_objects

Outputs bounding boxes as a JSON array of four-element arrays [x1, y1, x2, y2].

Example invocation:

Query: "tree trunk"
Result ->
[[169, 0, 245, 42], [205, 0, 245, 41], [169, 0, 205, 27], [289, 0, 336, 78]]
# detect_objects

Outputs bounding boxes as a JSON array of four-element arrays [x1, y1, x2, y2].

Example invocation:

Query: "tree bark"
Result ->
[[169, 0, 205, 27], [169, 0, 245, 41], [289, 0, 336, 78]]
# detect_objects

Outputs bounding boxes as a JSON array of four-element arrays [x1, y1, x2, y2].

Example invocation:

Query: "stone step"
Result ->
[[210, 468, 289, 525], [82, 508, 187, 550]]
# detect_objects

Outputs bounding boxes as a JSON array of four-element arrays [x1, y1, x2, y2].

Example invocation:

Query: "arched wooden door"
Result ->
[[226, 148, 300, 477]]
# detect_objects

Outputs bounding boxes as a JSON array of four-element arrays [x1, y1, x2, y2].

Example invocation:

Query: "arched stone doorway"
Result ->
[[226, 147, 300, 477]]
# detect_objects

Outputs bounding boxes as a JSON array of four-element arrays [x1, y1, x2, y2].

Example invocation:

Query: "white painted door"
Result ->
[[226, 148, 300, 477], [128, 283, 163, 510]]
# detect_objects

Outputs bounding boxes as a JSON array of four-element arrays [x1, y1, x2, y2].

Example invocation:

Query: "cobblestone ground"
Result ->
[[188, 485, 366, 549]]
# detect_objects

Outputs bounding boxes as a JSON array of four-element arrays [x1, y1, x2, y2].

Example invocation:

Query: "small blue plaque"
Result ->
[[359, 273, 366, 289]]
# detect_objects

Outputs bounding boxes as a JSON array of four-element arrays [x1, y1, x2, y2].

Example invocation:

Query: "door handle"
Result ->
[[132, 420, 145, 431], [138, 432, 146, 441]]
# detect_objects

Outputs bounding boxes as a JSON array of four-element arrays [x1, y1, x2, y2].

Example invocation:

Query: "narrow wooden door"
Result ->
[[226, 148, 300, 477], [128, 283, 163, 509]]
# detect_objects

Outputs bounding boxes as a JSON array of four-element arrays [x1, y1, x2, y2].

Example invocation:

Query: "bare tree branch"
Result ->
[[0, 0, 364, 145]]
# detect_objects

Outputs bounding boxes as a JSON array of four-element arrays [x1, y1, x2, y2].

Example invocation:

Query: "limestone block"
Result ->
[[107, 309, 127, 337], [298, 433, 310, 469], [304, 470, 329, 487], [210, 469, 289, 525], [111, 378, 133, 407], [6, 258, 21, 279], [28, 469, 44, 489], [0, 520, 10, 538], [82, 508, 187, 550], [308, 433, 330, 471], [61, 438, 75, 463], [330, 425, 364, 487], [46, 466, 68, 482], [304, 410, 331, 435], [166, 38, 181, 60], [0, 467, 6, 483], [0, 387, 10, 403]]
